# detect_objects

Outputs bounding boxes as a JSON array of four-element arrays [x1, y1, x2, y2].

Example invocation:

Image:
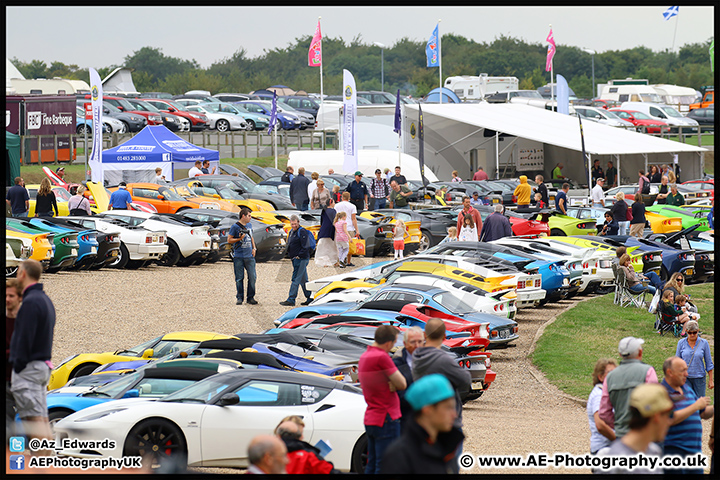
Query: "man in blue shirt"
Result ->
[[280, 215, 313, 307], [661, 356, 713, 475], [6, 177, 30, 217], [345, 171, 369, 213], [555, 183, 569, 215], [108, 182, 133, 210], [228, 207, 257, 305], [469, 191, 483, 208]]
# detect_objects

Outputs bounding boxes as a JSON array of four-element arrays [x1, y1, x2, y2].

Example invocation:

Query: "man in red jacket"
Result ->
[[275, 420, 339, 474], [456, 196, 483, 240]]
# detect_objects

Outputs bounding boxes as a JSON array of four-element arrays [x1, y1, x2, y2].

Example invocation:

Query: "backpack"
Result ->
[[640, 176, 650, 195], [300, 227, 316, 251]]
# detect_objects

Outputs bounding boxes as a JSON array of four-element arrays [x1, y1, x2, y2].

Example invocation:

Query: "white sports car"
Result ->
[[491, 237, 614, 293], [53, 370, 368, 472], [6, 236, 33, 277], [64, 216, 167, 269], [101, 211, 212, 267]]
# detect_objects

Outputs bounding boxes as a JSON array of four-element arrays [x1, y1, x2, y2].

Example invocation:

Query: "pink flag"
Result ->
[[308, 20, 322, 67], [545, 28, 556, 72]]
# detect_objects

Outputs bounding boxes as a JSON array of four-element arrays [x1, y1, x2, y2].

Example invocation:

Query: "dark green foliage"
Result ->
[[10, 37, 714, 99]]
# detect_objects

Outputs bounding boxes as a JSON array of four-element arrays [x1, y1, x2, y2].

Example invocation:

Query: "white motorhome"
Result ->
[[599, 84, 664, 105], [9, 78, 90, 95], [444, 74, 519, 102], [650, 84, 697, 113], [288, 149, 439, 183]]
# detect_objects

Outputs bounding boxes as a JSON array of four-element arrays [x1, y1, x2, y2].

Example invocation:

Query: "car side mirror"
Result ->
[[122, 389, 139, 398], [212, 194, 221, 199], [219, 393, 239, 406], [157, 195, 165, 200], [117, 106, 124, 111], [141, 348, 154, 359]]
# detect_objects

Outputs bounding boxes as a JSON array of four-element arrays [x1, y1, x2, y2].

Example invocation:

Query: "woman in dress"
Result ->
[[314, 198, 338, 267]]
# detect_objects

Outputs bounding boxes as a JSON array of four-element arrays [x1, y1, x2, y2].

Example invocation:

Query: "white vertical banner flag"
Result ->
[[88, 68, 104, 184], [342, 69, 358, 173], [556, 74, 569, 115]]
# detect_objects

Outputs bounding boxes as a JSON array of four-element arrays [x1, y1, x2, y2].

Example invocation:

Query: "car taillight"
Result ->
[[511, 195, 517, 203], [458, 361, 464, 367], [535, 279, 541, 287], [145, 236, 152, 243], [582, 262, 589, 269], [377, 227, 384, 234], [513, 326, 519, 333], [465, 360, 471, 368], [578, 223, 588, 229], [60, 237, 70, 244], [518, 281, 525, 289]]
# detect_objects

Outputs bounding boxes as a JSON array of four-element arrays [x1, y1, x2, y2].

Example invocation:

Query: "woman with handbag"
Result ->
[[68, 185, 91, 216], [314, 198, 338, 267]]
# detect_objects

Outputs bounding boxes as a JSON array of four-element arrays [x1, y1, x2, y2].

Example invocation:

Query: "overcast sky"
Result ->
[[6, 6, 714, 70]]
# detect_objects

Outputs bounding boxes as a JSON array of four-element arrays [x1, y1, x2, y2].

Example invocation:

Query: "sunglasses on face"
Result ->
[[687, 331, 698, 335]]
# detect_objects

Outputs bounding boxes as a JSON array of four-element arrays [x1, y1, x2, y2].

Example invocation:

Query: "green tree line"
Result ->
[[10, 35, 714, 99]]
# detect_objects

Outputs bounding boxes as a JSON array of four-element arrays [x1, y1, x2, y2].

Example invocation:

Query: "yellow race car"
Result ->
[[48, 331, 234, 390], [645, 211, 682, 234], [6, 229, 54, 267], [25, 184, 71, 217]]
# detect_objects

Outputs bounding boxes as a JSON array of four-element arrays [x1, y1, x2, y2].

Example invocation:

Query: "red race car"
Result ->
[[609, 109, 670, 134], [140, 98, 209, 131]]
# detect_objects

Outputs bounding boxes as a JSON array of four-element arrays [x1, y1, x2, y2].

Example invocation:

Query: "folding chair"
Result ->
[[655, 309, 682, 337], [613, 264, 649, 308]]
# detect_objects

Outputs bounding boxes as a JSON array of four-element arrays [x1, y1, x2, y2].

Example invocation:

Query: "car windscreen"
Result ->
[[162, 376, 232, 404], [86, 372, 141, 398], [660, 106, 683, 118], [158, 187, 186, 202], [432, 289, 486, 315]]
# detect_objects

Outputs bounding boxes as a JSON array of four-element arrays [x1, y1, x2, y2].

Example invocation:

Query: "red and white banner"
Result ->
[[308, 20, 322, 67]]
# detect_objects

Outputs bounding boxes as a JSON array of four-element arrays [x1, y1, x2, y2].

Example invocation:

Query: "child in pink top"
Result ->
[[334, 212, 350, 267], [392, 219, 407, 260]]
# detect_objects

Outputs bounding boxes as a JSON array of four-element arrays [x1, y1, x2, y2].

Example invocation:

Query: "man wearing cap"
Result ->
[[357, 325, 407, 474], [599, 337, 659, 439], [55, 166, 66, 183], [661, 356, 714, 475], [597, 383, 673, 475], [108, 182, 133, 210], [469, 191, 483, 208], [370, 169, 390, 210], [345, 171, 369, 213], [412, 318, 471, 474], [380, 374, 464, 474]]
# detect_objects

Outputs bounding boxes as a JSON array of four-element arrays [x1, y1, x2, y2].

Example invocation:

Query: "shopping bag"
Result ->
[[349, 238, 366, 256], [648, 290, 661, 314]]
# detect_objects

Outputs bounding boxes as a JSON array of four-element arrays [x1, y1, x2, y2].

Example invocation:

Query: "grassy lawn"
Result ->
[[664, 133, 715, 147], [532, 283, 714, 402], [19, 156, 289, 185]]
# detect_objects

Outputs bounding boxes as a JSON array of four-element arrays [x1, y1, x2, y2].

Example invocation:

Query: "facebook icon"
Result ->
[[10, 454, 25, 470]]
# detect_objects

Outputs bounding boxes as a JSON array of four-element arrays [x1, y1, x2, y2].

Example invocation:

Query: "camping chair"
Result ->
[[654, 307, 682, 337], [612, 264, 649, 308]]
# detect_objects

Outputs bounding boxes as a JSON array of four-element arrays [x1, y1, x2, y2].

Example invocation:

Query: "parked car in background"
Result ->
[[356, 91, 399, 105], [185, 104, 247, 132], [685, 106, 714, 127], [620, 102, 699, 133], [237, 101, 301, 130], [141, 99, 209, 131], [280, 95, 320, 118], [213, 93, 258, 102], [6, 236, 32, 277], [75, 106, 113, 134], [573, 106, 635, 129], [139, 92, 173, 99], [324, 95, 372, 105], [276, 101, 314, 129], [608, 109, 670, 134], [201, 102, 269, 131], [96, 101, 146, 133], [681, 179, 714, 200], [101, 96, 163, 126], [125, 98, 189, 132]]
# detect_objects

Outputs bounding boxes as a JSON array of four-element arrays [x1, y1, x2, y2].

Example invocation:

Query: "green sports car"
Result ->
[[646, 204, 710, 232], [530, 211, 597, 236]]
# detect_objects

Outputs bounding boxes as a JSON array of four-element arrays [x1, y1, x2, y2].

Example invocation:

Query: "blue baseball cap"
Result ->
[[405, 374, 455, 411]]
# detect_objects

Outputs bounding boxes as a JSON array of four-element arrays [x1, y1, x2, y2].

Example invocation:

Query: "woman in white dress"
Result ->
[[314, 198, 340, 267]]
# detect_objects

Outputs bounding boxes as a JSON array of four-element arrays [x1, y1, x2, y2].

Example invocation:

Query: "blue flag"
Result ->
[[426, 24, 439, 68], [393, 88, 401, 135], [268, 91, 278, 135], [663, 6, 678, 20]]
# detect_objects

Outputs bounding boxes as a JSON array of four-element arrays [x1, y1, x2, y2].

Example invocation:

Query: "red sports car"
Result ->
[[140, 98, 209, 131], [681, 179, 714, 199], [609, 109, 670, 134]]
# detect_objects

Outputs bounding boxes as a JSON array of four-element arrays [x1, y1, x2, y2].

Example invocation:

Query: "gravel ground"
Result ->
[[42, 257, 713, 474]]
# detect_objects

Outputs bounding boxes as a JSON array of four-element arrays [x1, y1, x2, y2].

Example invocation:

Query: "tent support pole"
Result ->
[[615, 154, 621, 185], [643, 153, 648, 176], [495, 131, 499, 179], [437, 127, 485, 154]]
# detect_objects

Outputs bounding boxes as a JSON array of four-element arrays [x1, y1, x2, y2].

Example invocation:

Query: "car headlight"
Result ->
[[76, 408, 127, 422]]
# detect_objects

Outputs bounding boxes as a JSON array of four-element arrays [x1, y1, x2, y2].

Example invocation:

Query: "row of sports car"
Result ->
[[43, 210, 713, 471]]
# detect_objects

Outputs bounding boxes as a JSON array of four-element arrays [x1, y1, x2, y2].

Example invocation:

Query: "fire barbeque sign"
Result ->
[[27, 111, 73, 130]]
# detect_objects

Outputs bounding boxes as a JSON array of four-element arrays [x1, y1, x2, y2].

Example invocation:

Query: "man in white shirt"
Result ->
[[188, 160, 203, 178], [333, 191, 359, 266], [591, 178, 605, 208]]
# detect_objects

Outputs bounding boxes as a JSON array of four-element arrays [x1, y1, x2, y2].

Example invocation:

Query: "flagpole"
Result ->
[[438, 19, 442, 105], [318, 16, 324, 127], [549, 24, 554, 112], [671, 14, 679, 53]]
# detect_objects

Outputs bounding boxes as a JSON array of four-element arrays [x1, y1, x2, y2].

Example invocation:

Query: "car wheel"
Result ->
[[69, 363, 101, 380], [216, 119, 230, 132], [6, 265, 18, 277], [109, 243, 130, 269], [176, 255, 196, 267], [351, 434, 368, 474], [550, 228, 566, 236], [246, 120, 256, 131], [123, 419, 187, 470], [158, 239, 180, 267], [49, 409, 73, 434], [76, 124, 91, 135], [118, 122, 129, 134], [102, 123, 113, 133], [417, 230, 432, 253], [660, 266, 670, 282]]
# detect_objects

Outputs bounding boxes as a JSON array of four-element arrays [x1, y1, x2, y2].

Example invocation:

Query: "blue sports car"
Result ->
[[28, 217, 99, 269]]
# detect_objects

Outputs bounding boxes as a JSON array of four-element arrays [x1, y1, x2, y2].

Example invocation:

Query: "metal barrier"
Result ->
[[18, 129, 340, 165]]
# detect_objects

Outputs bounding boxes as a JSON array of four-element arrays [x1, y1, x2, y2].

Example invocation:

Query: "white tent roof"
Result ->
[[405, 103, 706, 155]]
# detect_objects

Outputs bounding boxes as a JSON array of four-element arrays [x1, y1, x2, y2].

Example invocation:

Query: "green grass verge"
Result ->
[[664, 134, 714, 147], [532, 284, 714, 402]]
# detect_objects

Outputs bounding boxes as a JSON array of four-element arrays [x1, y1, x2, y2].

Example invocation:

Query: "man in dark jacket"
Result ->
[[9, 259, 56, 443], [281, 166, 294, 183], [380, 374, 464, 474], [480, 204, 513, 242], [412, 318, 471, 474], [392, 326, 424, 430], [280, 215, 313, 306], [289, 167, 311, 210]]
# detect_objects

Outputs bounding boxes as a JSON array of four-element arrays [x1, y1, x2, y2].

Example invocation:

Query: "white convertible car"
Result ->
[[53, 370, 368, 472], [6, 236, 33, 277], [101, 211, 212, 267], [64, 216, 167, 269], [491, 237, 614, 293]]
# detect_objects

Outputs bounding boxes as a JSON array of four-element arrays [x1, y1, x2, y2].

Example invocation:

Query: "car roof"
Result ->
[[208, 368, 347, 389]]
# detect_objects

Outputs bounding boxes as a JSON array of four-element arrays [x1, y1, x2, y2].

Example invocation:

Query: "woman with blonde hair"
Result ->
[[35, 178, 58, 217], [392, 219, 407, 260], [609, 191, 629, 235], [451, 170, 462, 183], [587, 358, 617, 454]]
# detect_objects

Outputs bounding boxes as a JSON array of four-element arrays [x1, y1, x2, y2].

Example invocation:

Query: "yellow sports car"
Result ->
[[6, 229, 54, 266], [359, 211, 422, 254], [550, 236, 646, 273], [48, 331, 234, 390], [181, 180, 275, 212], [251, 211, 321, 239], [645, 211, 682, 234]]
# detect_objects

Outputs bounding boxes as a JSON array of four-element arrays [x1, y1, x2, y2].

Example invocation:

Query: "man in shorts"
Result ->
[[9, 259, 56, 443]]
